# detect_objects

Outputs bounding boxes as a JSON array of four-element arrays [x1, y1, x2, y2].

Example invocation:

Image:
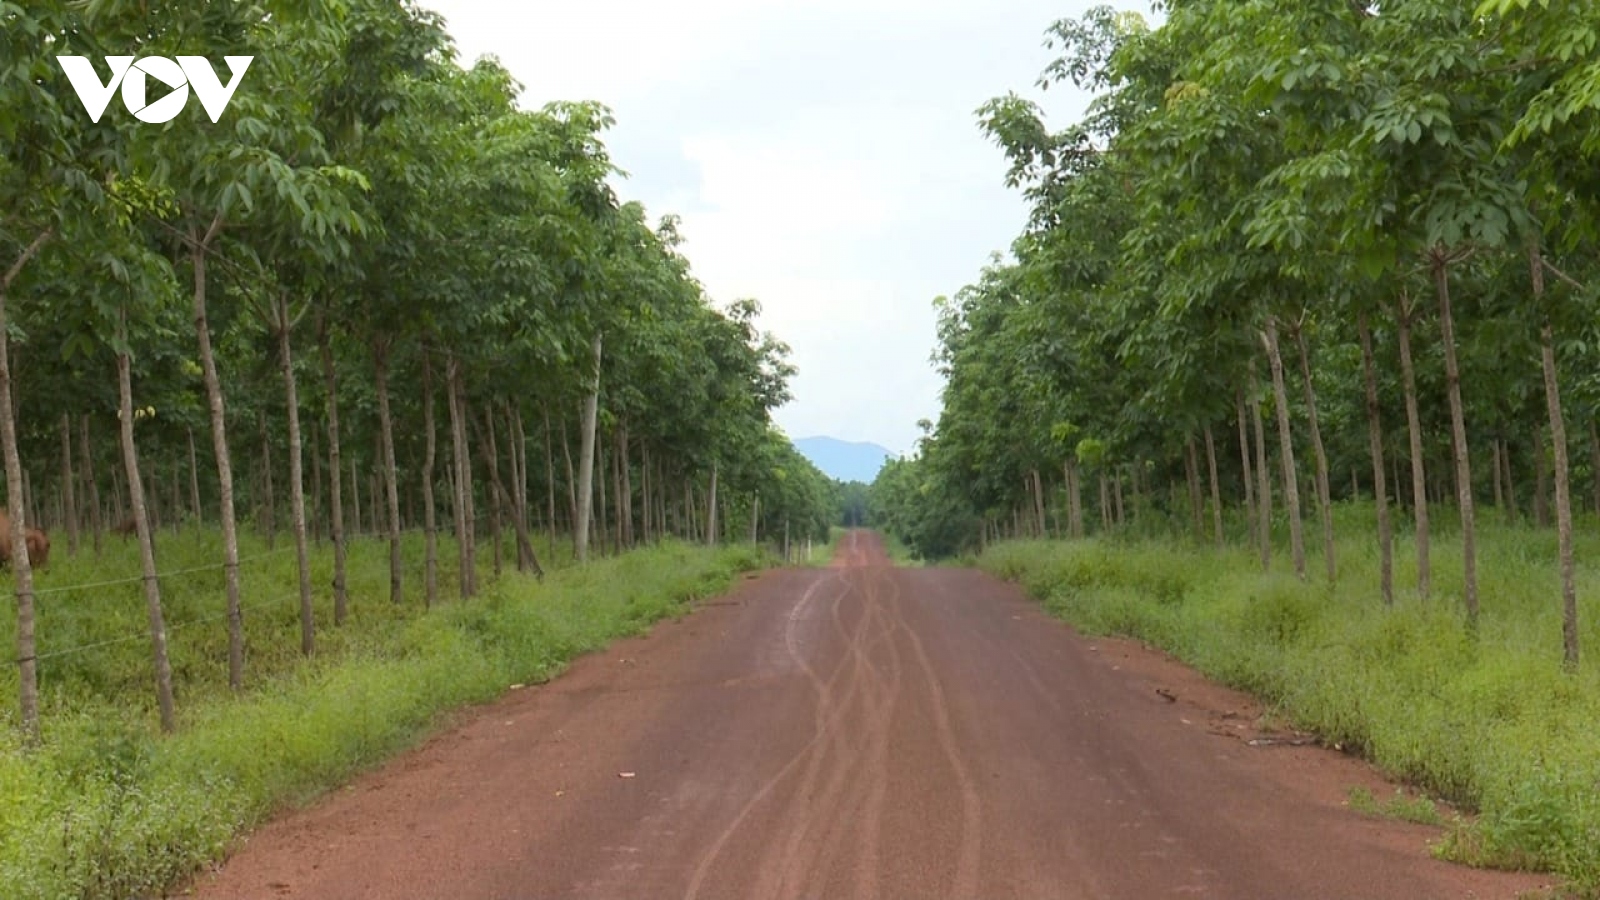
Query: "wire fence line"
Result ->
[[27, 506, 516, 598], [31, 595, 328, 664], [10, 510, 557, 667]]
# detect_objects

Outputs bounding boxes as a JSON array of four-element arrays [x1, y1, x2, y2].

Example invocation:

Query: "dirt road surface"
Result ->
[[186, 531, 1552, 899]]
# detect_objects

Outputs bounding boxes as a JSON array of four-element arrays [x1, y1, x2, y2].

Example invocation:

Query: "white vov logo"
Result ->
[[56, 56, 253, 124]]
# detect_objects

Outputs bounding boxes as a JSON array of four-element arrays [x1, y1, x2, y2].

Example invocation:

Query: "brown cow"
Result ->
[[0, 510, 50, 568]]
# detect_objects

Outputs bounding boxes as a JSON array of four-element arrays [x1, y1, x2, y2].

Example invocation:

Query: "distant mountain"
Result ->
[[794, 436, 895, 484]]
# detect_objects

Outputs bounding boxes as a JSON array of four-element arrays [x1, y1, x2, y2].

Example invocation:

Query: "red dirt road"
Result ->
[[187, 531, 1553, 899]]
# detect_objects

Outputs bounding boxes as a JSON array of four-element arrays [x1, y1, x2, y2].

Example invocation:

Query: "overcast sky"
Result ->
[[421, 0, 1147, 456]]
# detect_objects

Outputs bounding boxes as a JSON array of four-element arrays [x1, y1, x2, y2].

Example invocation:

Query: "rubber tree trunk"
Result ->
[[575, 333, 603, 563], [1250, 366, 1273, 571], [1534, 425, 1550, 527], [562, 418, 578, 556], [190, 227, 245, 690], [543, 406, 556, 563], [1396, 297, 1430, 598], [276, 293, 314, 656], [1433, 256, 1478, 625], [1263, 317, 1306, 580], [260, 410, 275, 550], [318, 316, 348, 624], [2, 228, 50, 741], [1530, 244, 1578, 667], [373, 340, 403, 605], [187, 427, 201, 527], [117, 308, 175, 732], [1184, 440, 1203, 540], [59, 414, 78, 556], [421, 351, 439, 608], [1357, 310, 1394, 605], [1204, 424, 1223, 549], [1492, 438, 1504, 512], [446, 353, 472, 596], [706, 462, 720, 546], [477, 406, 503, 577], [1590, 421, 1600, 518], [1294, 325, 1335, 582], [1237, 391, 1256, 550], [81, 415, 102, 557]]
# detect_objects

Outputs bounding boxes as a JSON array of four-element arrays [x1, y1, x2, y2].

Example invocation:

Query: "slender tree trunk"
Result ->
[[1530, 245, 1578, 667], [276, 294, 315, 655], [1236, 391, 1256, 549], [619, 424, 634, 548], [707, 462, 720, 546], [1263, 317, 1306, 579], [1031, 467, 1047, 537], [190, 231, 245, 690], [373, 340, 403, 605], [1, 230, 50, 741], [350, 449, 363, 539], [115, 309, 176, 732], [1358, 311, 1394, 605], [446, 354, 471, 596], [1531, 429, 1548, 524], [1112, 470, 1125, 526], [1184, 439, 1203, 540], [317, 317, 347, 623], [1492, 438, 1505, 513], [641, 443, 653, 543], [1204, 424, 1223, 548], [310, 424, 322, 545], [509, 402, 531, 570], [82, 415, 102, 556], [1294, 325, 1335, 581], [1504, 438, 1519, 523], [1098, 471, 1110, 531], [1065, 459, 1083, 538], [595, 447, 607, 553], [1433, 256, 1478, 624], [575, 334, 602, 563], [1590, 422, 1600, 518], [59, 414, 78, 556], [543, 406, 556, 563], [562, 417, 578, 556], [1396, 298, 1431, 598], [750, 493, 760, 544], [1250, 369, 1272, 571], [478, 406, 504, 578], [260, 410, 275, 549], [421, 351, 439, 608]]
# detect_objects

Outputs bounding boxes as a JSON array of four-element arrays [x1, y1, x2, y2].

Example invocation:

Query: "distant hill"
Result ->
[[794, 436, 895, 484]]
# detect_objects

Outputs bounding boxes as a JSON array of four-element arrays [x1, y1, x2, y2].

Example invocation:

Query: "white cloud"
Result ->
[[420, 0, 1149, 455]]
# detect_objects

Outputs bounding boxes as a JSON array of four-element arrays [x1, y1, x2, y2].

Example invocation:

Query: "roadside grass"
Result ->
[[880, 532, 923, 567], [807, 527, 846, 567], [978, 505, 1600, 896], [0, 531, 768, 900], [1347, 786, 1446, 827]]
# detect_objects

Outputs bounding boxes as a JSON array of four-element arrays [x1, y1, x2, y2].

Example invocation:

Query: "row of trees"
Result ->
[[873, 1, 1600, 664], [2, 0, 837, 741]]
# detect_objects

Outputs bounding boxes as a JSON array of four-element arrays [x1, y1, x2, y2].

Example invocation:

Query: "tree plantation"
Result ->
[[1, 0, 839, 751], [872, 1, 1600, 887]]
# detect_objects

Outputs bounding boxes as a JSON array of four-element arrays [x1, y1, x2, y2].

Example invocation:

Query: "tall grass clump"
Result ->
[[0, 533, 767, 900], [979, 508, 1600, 894]]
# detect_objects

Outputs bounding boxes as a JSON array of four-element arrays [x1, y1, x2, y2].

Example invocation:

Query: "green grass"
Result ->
[[0, 529, 769, 900], [1347, 786, 1447, 826], [806, 527, 847, 567], [978, 504, 1600, 896], [879, 532, 922, 567]]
